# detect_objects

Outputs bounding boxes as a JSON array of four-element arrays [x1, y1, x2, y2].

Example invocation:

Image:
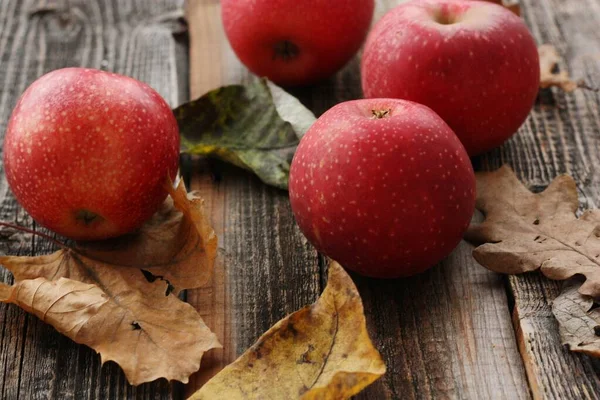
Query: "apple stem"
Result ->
[[0, 221, 69, 249], [371, 109, 392, 119]]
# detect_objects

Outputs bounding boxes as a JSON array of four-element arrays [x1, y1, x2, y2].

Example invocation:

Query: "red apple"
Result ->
[[289, 99, 475, 278], [3, 68, 180, 241], [361, 0, 539, 155], [221, 0, 375, 86]]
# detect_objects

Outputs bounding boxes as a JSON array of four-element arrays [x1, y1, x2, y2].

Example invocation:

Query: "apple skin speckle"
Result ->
[[361, 0, 540, 156], [3, 67, 180, 241], [289, 99, 476, 279]]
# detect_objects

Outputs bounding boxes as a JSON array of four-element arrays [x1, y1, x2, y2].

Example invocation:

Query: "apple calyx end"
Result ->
[[371, 109, 392, 119], [273, 40, 300, 61], [75, 209, 102, 226]]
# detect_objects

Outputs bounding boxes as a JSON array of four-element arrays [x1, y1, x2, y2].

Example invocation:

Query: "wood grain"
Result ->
[[354, 240, 531, 399], [0, 0, 187, 398], [478, 0, 600, 397], [184, 2, 322, 396], [2, 0, 600, 399], [184, 0, 530, 398]]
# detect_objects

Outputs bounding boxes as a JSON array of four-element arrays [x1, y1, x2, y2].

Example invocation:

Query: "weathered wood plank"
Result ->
[[0, 0, 187, 398], [354, 239, 531, 399], [4, 0, 598, 398], [479, 0, 600, 398], [185, 1, 530, 398], [510, 274, 600, 400], [183, 3, 323, 396]]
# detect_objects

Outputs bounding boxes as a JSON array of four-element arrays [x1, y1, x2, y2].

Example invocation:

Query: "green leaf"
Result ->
[[174, 78, 316, 190]]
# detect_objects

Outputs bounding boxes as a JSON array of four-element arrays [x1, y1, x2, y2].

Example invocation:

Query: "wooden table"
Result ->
[[1, 0, 599, 399]]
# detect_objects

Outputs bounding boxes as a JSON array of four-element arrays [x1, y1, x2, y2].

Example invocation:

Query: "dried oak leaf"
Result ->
[[0, 181, 220, 385], [552, 278, 600, 357], [466, 165, 600, 297], [539, 44, 580, 92], [189, 262, 386, 400]]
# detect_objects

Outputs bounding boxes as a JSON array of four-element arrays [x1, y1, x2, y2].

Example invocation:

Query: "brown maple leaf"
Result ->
[[552, 278, 600, 357], [0, 181, 220, 385], [188, 262, 386, 400], [466, 165, 600, 298]]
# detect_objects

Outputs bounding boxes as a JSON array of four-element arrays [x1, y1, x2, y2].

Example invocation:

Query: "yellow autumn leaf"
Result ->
[[189, 262, 386, 400], [0, 181, 220, 385]]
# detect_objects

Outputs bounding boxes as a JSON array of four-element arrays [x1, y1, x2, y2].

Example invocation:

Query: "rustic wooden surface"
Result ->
[[1, 0, 600, 399], [485, 1, 600, 398], [184, 0, 529, 399], [0, 0, 187, 399]]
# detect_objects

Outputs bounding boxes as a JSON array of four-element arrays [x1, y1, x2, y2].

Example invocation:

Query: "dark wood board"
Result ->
[[479, 0, 600, 398], [0, 0, 188, 398]]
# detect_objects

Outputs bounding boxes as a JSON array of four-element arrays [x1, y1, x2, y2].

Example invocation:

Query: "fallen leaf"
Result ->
[[189, 262, 386, 400], [539, 44, 580, 92], [0, 181, 220, 385], [266, 80, 315, 139], [480, 0, 520, 15], [467, 165, 600, 297], [77, 180, 218, 292], [552, 278, 600, 357], [174, 78, 316, 190]]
